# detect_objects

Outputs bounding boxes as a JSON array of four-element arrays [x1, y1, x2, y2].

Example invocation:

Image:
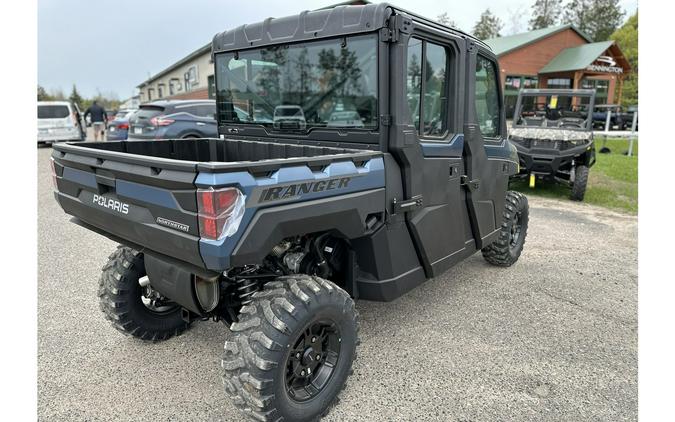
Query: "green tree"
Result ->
[[436, 13, 457, 28], [69, 84, 84, 107], [564, 0, 625, 41], [473, 9, 503, 39], [37, 85, 50, 101], [611, 12, 638, 106], [49, 88, 66, 100], [529, 0, 563, 30]]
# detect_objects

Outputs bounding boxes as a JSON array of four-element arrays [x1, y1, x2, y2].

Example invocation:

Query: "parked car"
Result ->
[[592, 104, 637, 130], [127, 100, 217, 140], [105, 109, 117, 123], [273, 105, 307, 129], [38, 101, 85, 145], [106, 109, 137, 141], [327, 110, 365, 128]]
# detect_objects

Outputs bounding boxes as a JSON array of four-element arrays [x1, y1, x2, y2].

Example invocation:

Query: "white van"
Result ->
[[38, 101, 85, 145]]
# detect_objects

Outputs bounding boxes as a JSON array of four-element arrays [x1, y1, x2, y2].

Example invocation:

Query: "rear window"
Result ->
[[276, 107, 303, 117], [38, 105, 70, 119], [173, 103, 215, 119], [132, 106, 164, 122]]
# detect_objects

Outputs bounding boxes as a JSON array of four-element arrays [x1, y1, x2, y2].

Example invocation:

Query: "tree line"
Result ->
[[37, 84, 122, 111], [436, 0, 637, 106], [435, 0, 626, 41]]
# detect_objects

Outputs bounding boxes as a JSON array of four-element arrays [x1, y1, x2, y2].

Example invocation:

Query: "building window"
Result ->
[[185, 65, 199, 90], [475, 55, 501, 138], [406, 37, 449, 138], [158, 84, 165, 98], [147, 88, 154, 101], [503, 76, 538, 118], [505, 75, 538, 92], [581, 78, 609, 104], [208, 75, 215, 99], [547, 78, 572, 89]]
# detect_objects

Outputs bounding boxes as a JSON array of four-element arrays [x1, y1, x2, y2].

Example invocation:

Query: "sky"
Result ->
[[38, 0, 638, 100]]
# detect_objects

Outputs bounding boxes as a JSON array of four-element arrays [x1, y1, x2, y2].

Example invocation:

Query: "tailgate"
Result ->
[[52, 145, 205, 268]]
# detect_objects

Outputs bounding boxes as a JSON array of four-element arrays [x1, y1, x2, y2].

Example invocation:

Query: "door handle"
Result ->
[[196, 122, 206, 126]]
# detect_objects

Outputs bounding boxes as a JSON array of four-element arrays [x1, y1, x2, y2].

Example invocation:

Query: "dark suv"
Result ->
[[127, 100, 218, 140]]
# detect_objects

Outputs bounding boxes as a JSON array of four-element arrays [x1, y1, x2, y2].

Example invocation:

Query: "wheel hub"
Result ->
[[285, 320, 341, 402]]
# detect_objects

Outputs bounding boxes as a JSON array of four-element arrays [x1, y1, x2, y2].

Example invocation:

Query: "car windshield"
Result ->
[[38, 105, 70, 119], [214, 34, 378, 131], [514, 93, 593, 130]]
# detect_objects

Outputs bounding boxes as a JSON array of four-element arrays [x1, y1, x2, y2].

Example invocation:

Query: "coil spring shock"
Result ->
[[234, 277, 260, 306]]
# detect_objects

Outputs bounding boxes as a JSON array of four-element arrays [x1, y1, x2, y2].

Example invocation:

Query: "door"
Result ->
[[389, 29, 471, 278], [461, 46, 511, 249]]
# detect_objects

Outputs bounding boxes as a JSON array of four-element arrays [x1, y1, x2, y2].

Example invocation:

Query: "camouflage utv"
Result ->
[[509, 89, 596, 201]]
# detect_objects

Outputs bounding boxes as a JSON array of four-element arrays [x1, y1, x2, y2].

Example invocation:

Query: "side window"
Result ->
[[406, 37, 449, 138], [189, 104, 217, 119], [423, 43, 448, 136], [406, 38, 422, 132], [475, 55, 501, 138]]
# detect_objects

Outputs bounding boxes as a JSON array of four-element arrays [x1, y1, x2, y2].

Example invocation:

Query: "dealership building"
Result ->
[[485, 24, 631, 117], [135, 1, 367, 104]]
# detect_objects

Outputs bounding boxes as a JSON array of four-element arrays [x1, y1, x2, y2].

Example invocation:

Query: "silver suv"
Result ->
[[38, 101, 85, 145]]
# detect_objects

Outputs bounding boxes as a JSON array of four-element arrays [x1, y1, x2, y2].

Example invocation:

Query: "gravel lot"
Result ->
[[37, 146, 638, 421]]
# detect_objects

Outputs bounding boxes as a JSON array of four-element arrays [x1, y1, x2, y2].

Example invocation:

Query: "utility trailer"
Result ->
[[51, 3, 528, 420]]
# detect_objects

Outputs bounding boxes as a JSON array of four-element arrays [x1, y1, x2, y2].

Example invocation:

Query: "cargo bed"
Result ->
[[51, 138, 383, 270]]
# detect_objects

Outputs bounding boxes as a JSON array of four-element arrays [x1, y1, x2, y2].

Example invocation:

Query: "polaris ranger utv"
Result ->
[[51, 4, 528, 420], [509, 89, 597, 201]]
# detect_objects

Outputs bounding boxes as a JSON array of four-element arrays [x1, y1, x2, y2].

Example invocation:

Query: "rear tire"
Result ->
[[482, 191, 528, 267], [222, 274, 358, 421], [98, 245, 189, 341], [570, 165, 589, 201]]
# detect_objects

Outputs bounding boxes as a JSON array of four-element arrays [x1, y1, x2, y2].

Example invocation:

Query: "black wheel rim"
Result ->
[[285, 320, 341, 402], [509, 211, 523, 251]]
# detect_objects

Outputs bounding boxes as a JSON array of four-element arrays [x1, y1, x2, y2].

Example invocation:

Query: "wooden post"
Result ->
[[617, 74, 625, 106], [572, 71, 583, 107]]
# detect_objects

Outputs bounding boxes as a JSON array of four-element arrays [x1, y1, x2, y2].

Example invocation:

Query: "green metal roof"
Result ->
[[484, 24, 592, 56], [539, 41, 615, 74]]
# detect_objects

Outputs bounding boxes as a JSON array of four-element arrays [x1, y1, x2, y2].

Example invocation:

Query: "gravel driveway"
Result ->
[[37, 146, 637, 421]]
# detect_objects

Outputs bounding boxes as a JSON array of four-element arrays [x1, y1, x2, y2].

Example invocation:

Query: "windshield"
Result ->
[[215, 34, 378, 131], [514, 93, 594, 130], [38, 105, 70, 119]]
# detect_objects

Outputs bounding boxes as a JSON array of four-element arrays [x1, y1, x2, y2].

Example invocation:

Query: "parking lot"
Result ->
[[37, 146, 637, 421]]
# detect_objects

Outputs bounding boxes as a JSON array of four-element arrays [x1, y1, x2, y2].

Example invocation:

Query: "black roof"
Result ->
[[212, 3, 486, 55]]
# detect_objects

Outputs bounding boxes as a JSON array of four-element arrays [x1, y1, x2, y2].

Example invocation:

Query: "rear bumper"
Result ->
[[106, 130, 128, 141], [38, 129, 82, 143], [55, 191, 206, 268], [38, 136, 81, 144]]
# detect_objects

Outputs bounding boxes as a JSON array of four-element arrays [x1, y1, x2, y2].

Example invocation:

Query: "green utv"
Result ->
[[51, 3, 528, 421]]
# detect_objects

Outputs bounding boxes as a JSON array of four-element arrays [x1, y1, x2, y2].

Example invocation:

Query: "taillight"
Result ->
[[49, 158, 57, 190], [197, 187, 245, 240], [150, 116, 175, 127], [118, 122, 129, 130]]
